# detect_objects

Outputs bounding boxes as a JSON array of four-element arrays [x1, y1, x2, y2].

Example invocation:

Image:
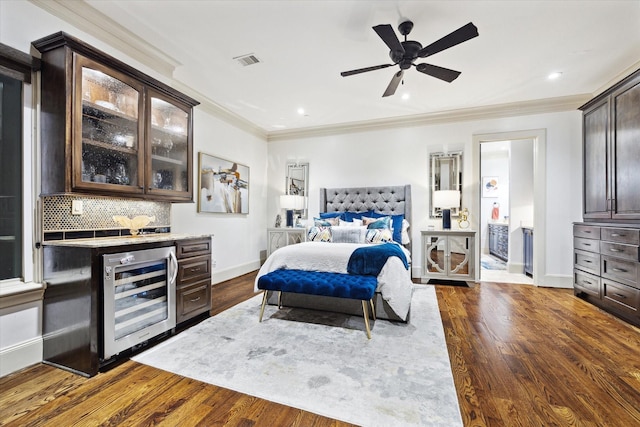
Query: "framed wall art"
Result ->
[[482, 176, 499, 198], [198, 152, 249, 214]]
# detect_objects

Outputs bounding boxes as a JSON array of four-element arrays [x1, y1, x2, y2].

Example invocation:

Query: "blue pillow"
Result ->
[[370, 212, 404, 244], [343, 211, 368, 222], [319, 212, 344, 220], [366, 216, 391, 229]]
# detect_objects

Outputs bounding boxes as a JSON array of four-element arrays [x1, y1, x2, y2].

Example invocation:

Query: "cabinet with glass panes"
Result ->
[[33, 32, 199, 202]]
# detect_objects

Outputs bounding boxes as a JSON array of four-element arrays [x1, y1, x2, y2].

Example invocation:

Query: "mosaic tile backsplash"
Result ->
[[42, 195, 171, 233]]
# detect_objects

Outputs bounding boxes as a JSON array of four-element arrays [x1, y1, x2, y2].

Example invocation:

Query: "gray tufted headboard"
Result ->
[[319, 185, 412, 252]]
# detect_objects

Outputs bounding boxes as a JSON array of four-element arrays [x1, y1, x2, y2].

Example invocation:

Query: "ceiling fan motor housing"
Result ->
[[390, 40, 423, 69]]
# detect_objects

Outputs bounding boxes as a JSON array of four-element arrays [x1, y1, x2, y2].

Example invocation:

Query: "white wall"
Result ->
[[508, 140, 534, 270], [267, 110, 583, 285]]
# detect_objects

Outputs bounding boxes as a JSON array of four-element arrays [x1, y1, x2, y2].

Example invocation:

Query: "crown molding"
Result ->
[[266, 94, 590, 142], [29, 0, 180, 77]]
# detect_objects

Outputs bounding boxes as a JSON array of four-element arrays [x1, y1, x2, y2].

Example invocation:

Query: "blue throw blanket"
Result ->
[[347, 243, 409, 276]]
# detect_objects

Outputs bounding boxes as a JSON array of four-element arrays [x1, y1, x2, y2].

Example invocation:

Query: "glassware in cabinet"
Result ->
[[74, 55, 145, 195], [147, 91, 192, 197]]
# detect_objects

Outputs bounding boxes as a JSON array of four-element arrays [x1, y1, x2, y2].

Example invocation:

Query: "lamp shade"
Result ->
[[433, 190, 460, 209], [280, 195, 306, 209]]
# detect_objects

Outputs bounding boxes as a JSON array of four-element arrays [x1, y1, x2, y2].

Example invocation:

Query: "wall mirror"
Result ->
[[430, 151, 462, 218], [286, 162, 309, 219]]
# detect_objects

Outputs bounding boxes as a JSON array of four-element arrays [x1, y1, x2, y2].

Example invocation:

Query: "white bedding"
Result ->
[[255, 241, 414, 321]]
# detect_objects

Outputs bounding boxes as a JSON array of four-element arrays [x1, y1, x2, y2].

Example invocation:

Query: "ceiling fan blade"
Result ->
[[382, 70, 404, 97], [373, 24, 405, 55], [340, 63, 394, 77], [415, 63, 461, 82], [417, 22, 478, 58]]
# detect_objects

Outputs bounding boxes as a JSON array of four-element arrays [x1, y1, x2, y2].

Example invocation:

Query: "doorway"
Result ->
[[472, 129, 546, 286], [479, 140, 534, 284]]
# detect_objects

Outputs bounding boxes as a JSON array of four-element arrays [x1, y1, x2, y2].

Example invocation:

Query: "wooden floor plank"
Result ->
[[1, 274, 639, 426]]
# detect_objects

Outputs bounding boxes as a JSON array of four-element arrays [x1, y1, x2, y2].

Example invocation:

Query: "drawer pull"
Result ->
[[584, 260, 592, 263], [611, 268, 627, 273], [612, 293, 627, 299], [189, 296, 201, 302], [583, 243, 592, 246], [609, 248, 621, 252], [584, 230, 592, 233], [610, 233, 621, 237], [583, 280, 592, 285], [189, 267, 200, 272]]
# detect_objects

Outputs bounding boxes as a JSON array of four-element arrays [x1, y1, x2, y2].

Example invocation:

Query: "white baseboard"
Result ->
[[212, 260, 261, 285], [539, 274, 573, 289], [0, 336, 42, 377]]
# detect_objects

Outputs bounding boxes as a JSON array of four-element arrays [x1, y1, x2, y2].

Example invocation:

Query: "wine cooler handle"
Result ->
[[170, 250, 179, 285]]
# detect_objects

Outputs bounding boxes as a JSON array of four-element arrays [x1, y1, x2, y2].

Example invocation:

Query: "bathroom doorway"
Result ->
[[479, 140, 534, 284]]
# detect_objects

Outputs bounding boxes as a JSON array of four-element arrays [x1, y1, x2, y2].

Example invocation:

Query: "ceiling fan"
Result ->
[[341, 20, 479, 97]]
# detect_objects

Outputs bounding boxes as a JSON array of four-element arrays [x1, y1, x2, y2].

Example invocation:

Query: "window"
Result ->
[[0, 74, 23, 280]]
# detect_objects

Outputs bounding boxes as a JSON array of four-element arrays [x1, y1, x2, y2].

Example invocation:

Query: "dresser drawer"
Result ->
[[574, 249, 600, 275], [574, 224, 600, 240], [600, 241, 639, 262], [176, 238, 211, 259], [177, 254, 211, 284], [602, 279, 639, 316], [574, 237, 599, 253], [601, 256, 638, 287], [177, 278, 211, 323], [574, 270, 601, 298], [601, 227, 640, 245]]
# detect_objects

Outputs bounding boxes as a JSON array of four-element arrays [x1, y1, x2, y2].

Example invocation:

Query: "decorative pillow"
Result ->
[[314, 217, 339, 227], [363, 216, 391, 229], [365, 228, 394, 244], [343, 211, 369, 222], [307, 226, 332, 242], [331, 226, 367, 244], [339, 218, 363, 227], [319, 212, 344, 220], [401, 218, 411, 245], [370, 212, 404, 244]]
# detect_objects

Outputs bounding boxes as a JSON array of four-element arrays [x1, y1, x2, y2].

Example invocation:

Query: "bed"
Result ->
[[256, 185, 414, 321]]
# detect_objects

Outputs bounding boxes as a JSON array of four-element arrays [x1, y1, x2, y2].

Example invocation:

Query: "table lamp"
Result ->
[[280, 194, 306, 227], [433, 190, 460, 230]]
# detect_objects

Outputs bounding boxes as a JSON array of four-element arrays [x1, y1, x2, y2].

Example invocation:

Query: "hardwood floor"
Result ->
[[1, 272, 639, 426]]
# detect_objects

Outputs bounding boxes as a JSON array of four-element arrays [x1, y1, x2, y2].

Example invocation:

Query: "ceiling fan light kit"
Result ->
[[341, 20, 479, 97]]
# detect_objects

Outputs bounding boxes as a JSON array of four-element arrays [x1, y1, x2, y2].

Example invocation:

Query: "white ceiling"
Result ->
[[70, 1, 640, 133]]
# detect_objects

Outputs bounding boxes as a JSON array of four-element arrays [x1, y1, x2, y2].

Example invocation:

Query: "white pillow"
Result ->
[[331, 226, 367, 243], [339, 218, 363, 227], [401, 219, 411, 245]]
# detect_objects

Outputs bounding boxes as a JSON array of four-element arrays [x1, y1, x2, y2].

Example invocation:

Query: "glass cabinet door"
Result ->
[[73, 55, 144, 194], [147, 91, 192, 199]]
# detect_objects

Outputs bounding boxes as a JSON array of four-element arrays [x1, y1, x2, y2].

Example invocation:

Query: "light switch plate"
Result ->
[[71, 200, 83, 215]]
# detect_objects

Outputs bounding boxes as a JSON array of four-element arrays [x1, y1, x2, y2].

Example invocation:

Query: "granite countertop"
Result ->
[[42, 233, 212, 248]]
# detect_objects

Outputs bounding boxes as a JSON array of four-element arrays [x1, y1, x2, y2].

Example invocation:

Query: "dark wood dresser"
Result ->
[[573, 223, 639, 327], [575, 67, 640, 327]]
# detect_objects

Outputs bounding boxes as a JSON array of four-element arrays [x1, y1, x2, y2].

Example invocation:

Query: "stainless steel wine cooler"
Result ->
[[103, 246, 178, 359]]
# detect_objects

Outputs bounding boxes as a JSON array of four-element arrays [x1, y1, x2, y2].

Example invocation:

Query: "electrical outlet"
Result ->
[[212, 259, 217, 268], [71, 200, 83, 215]]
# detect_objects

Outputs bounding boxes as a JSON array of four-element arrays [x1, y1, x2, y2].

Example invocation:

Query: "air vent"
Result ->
[[234, 53, 261, 67]]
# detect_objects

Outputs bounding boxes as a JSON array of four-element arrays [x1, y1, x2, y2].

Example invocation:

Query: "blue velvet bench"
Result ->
[[257, 269, 377, 338]]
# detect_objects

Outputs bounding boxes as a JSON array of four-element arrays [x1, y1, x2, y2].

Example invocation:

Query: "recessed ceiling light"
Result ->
[[297, 108, 305, 115], [548, 72, 563, 80], [401, 93, 410, 100]]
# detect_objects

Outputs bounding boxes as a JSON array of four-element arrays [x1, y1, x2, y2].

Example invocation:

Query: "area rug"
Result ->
[[481, 254, 507, 270], [133, 285, 463, 427]]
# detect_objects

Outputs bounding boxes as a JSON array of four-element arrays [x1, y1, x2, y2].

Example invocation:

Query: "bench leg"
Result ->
[[278, 291, 283, 309], [361, 300, 372, 339], [259, 291, 268, 322], [370, 299, 376, 320]]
